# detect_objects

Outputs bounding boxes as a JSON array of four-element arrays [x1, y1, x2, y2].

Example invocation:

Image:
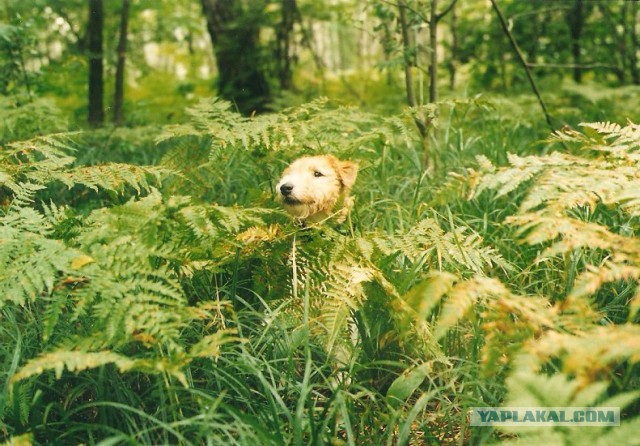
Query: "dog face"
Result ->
[[276, 155, 358, 222]]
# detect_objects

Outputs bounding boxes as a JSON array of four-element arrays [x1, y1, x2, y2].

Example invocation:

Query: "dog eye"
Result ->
[[313, 171, 324, 177]]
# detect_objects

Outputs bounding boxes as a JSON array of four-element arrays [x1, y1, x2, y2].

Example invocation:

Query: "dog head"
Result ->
[[276, 155, 358, 223]]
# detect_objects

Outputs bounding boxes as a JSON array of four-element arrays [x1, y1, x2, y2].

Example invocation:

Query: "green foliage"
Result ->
[[0, 125, 257, 442], [443, 120, 640, 443], [2, 97, 640, 445], [1, 0, 639, 442], [498, 366, 640, 446], [0, 98, 67, 145], [466, 121, 640, 316], [0, 20, 37, 99], [158, 96, 415, 160]]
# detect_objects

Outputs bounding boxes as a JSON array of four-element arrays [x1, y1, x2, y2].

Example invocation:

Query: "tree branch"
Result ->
[[490, 0, 555, 132], [525, 62, 619, 70], [436, 0, 458, 22], [381, 0, 429, 23]]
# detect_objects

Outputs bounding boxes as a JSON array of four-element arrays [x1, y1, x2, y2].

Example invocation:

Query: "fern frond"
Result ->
[[388, 218, 513, 275], [580, 121, 640, 150], [189, 329, 243, 359], [52, 163, 172, 193], [481, 291, 556, 377], [468, 121, 640, 308], [4, 183, 46, 209], [1, 133, 172, 199], [430, 168, 481, 206], [2, 134, 76, 185], [519, 324, 640, 386], [500, 359, 640, 444], [11, 350, 136, 382], [155, 97, 420, 170], [10, 350, 188, 387], [401, 272, 458, 322], [569, 261, 640, 301], [0, 222, 86, 309], [316, 258, 375, 354], [434, 277, 508, 340]]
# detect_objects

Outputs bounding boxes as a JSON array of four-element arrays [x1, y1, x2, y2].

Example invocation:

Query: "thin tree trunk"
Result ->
[[526, 0, 540, 65], [88, 0, 104, 127], [114, 0, 130, 126], [628, 0, 639, 84], [398, 0, 417, 108], [448, 2, 458, 90], [383, 25, 393, 86], [499, 38, 507, 89], [566, 0, 584, 83], [429, 0, 438, 103], [398, 0, 429, 169]]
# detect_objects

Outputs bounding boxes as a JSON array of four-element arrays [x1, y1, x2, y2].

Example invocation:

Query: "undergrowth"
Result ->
[[1, 98, 639, 445]]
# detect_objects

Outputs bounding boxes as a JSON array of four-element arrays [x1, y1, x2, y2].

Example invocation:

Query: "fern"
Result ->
[[0, 209, 86, 309], [517, 324, 640, 384], [157, 97, 417, 162], [449, 121, 640, 433], [496, 323, 640, 445], [53, 163, 171, 193], [316, 256, 375, 355], [468, 121, 640, 310], [384, 217, 513, 275], [399, 273, 556, 375], [10, 350, 189, 387], [58, 191, 266, 352], [1, 132, 253, 392], [1, 133, 172, 197], [499, 365, 640, 446]]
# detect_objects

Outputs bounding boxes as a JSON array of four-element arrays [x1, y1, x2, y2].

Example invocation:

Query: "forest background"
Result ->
[[1, 0, 640, 445]]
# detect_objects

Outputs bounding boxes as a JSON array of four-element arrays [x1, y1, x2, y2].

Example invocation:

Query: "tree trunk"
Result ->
[[448, 2, 458, 90], [398, 0, 430, 170], [383, 25, 394, 86], [429, 0, 438, 103], [398, 0, 417, 108], [276, 0, 296, 90], [200, 0, 271, 115], [628, 0, 639, 84], [566, 0, 584, 83], [88, 0, 104, 127], [114, 0, 130, 126]]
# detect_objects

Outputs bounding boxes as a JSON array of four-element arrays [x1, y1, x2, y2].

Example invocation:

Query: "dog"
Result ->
[[276, 155, 358, 224]]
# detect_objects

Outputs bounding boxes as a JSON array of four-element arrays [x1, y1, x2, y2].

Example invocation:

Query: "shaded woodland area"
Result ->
[[3, 0, 639, 125], [1, 1, 640, 445]]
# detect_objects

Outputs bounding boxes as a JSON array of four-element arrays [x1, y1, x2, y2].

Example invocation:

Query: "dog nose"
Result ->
[[280, 183, 294, 196]]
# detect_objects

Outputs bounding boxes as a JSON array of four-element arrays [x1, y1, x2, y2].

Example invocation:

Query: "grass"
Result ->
[[1, 84, 640, 445]]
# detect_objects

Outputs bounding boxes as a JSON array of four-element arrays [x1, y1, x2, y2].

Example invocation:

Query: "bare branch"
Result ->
[[436, 0, 459, 22], [490, 0, 555, 132], [381, 0, 429, 22], [526, 62, 619, 70]]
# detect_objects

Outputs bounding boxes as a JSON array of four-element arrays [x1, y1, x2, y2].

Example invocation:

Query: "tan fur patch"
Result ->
[[276, 155, 358, 223]]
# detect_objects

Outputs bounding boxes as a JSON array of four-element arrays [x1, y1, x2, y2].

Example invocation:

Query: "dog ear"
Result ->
[[338, 160, 358, 189]]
